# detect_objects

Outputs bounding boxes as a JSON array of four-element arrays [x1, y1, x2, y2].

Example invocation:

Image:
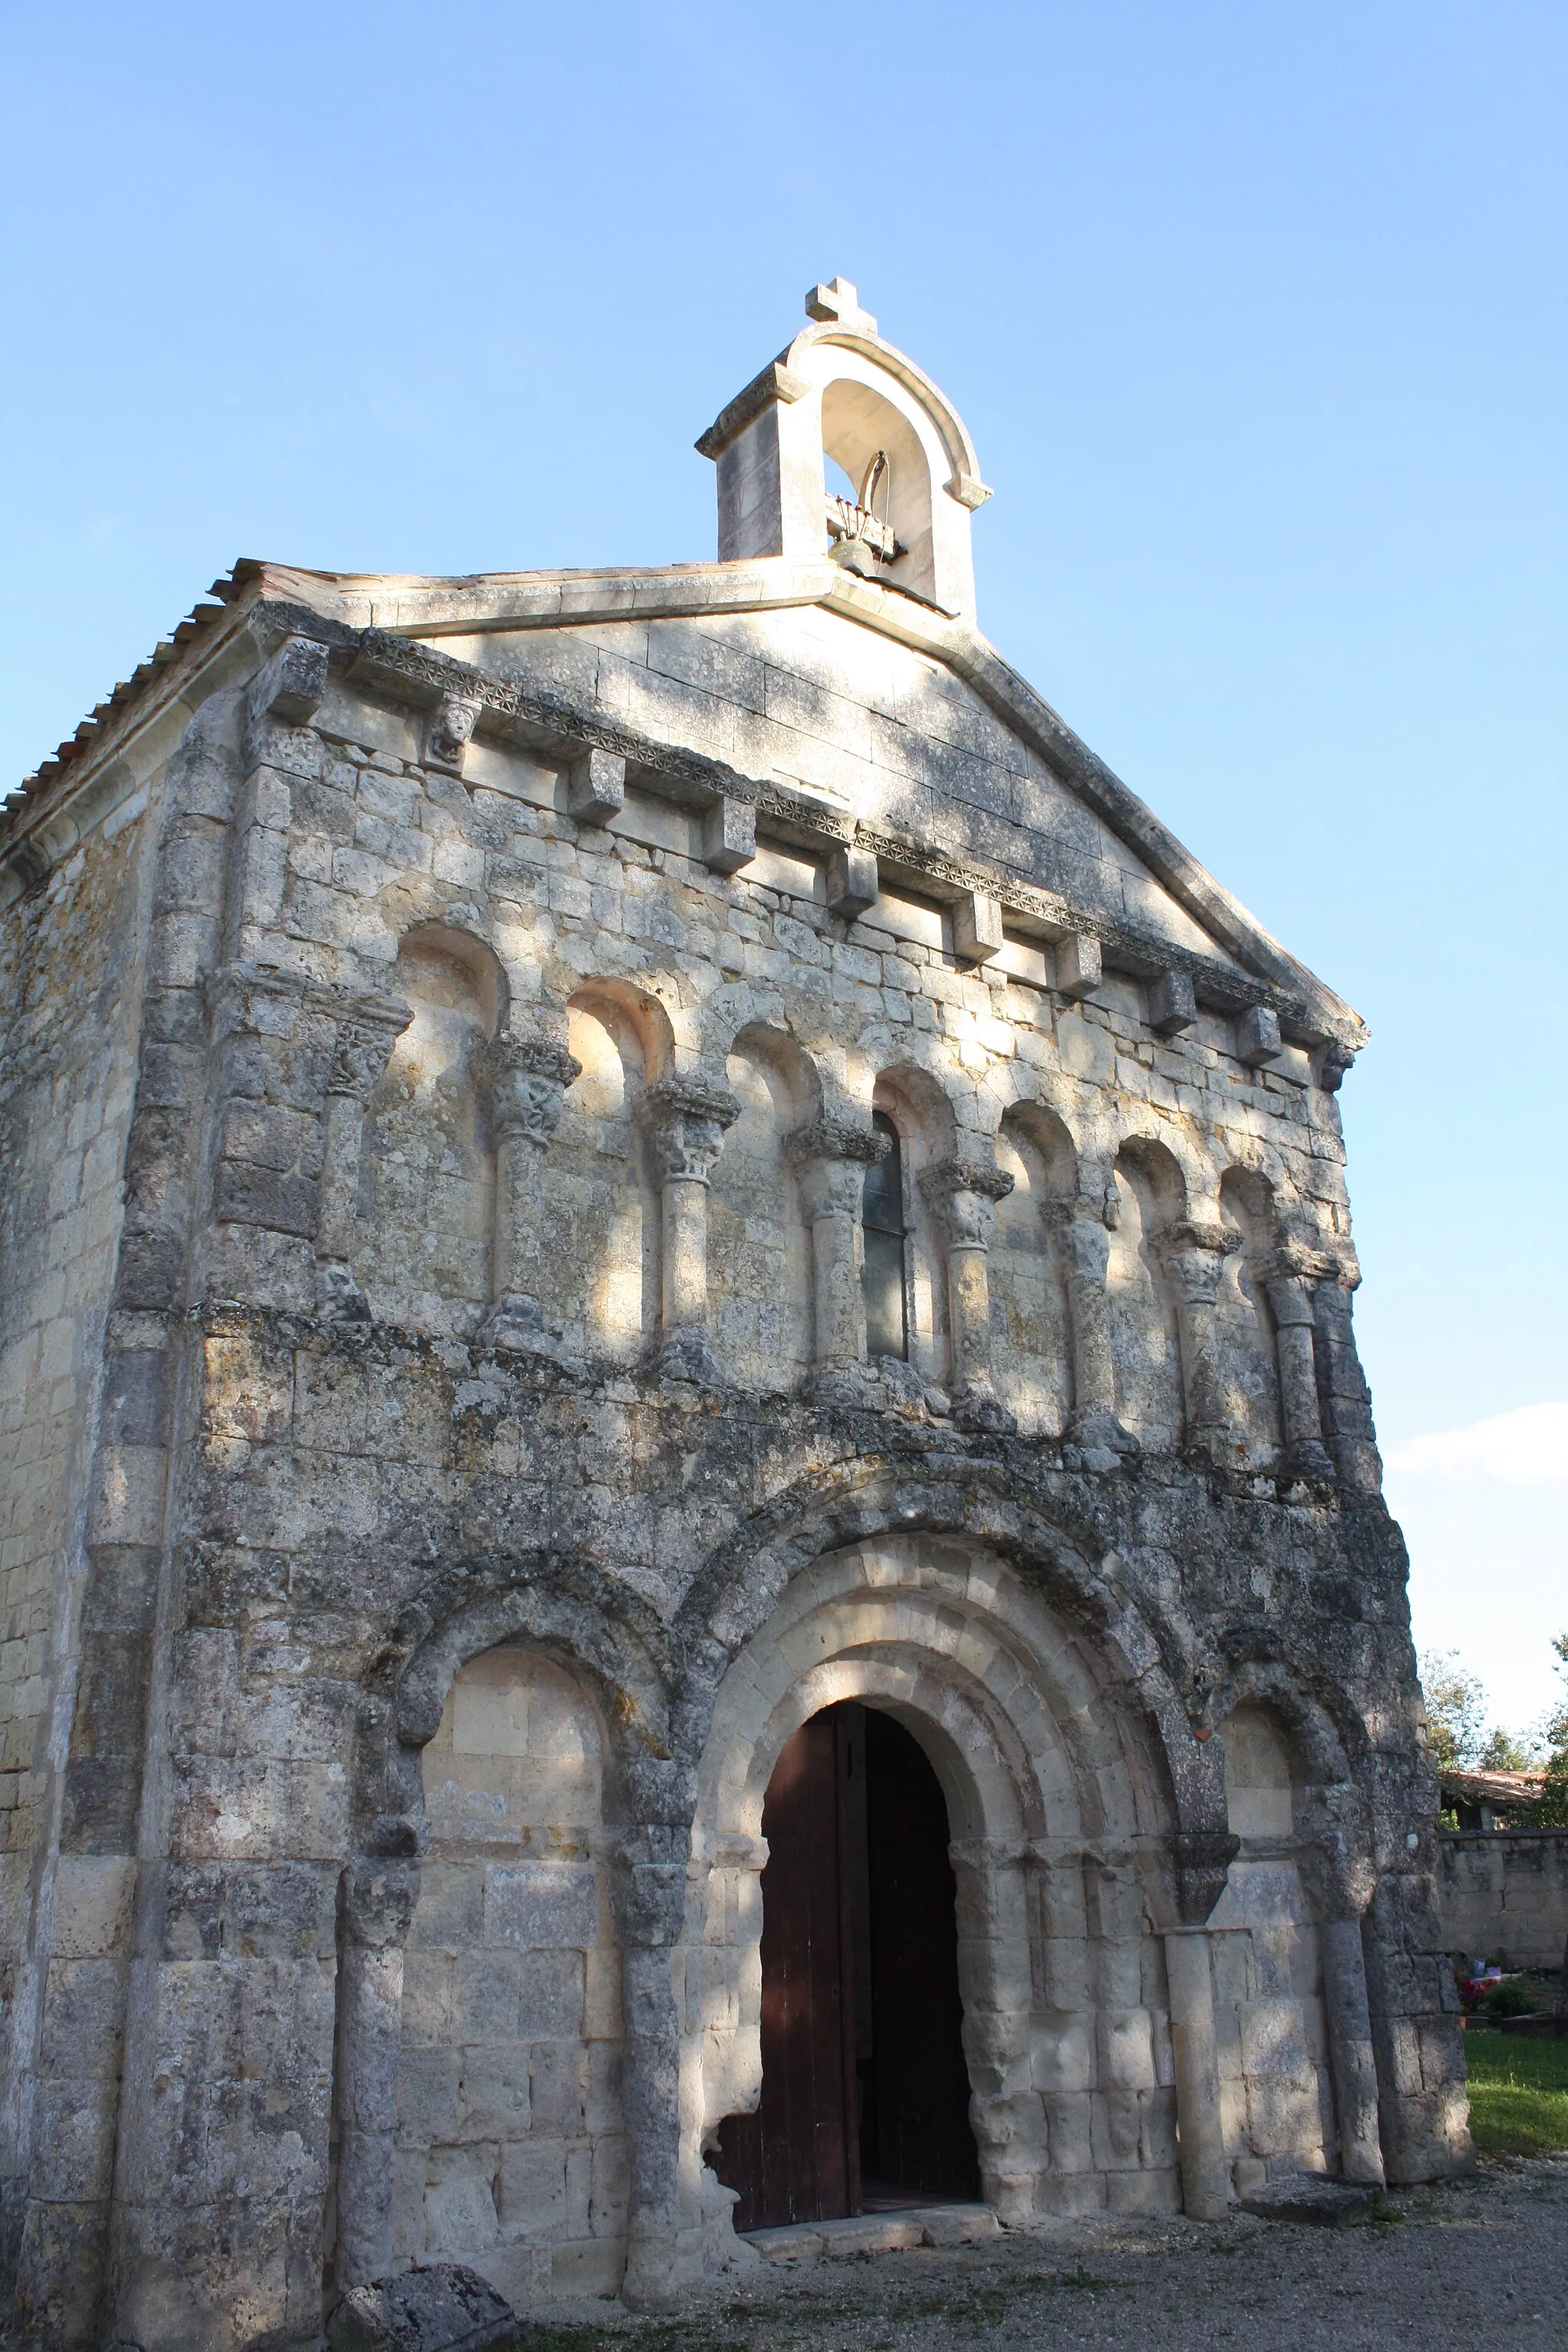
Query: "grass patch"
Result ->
[[1465, 2033, 1568, 2157]]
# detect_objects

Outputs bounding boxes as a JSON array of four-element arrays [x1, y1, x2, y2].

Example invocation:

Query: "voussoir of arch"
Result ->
[[667, 1456, 1220, 1837], [353, 1548, 677, 1841]]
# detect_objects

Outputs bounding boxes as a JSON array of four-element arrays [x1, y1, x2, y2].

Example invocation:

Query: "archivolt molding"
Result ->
[[351, 1550, 676, 1848], [668, 1460, 1226, 1842]]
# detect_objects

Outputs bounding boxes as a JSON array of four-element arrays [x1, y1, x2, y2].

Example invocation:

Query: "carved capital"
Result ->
[[783, 1117, 890, 1172], [1264, 1272, 1317, 1328], [328, 995, 415, 1100], [1048, 1203, 1112, 1283], [1170, 1827, 1240, 1927], [1272, 1232, 1350, 1287], [471, 1034, 582, 1148], [639, 1075, 740, 1184], [920, 1158, 1014, 1249], [1162, 1218, 1242, 1305]]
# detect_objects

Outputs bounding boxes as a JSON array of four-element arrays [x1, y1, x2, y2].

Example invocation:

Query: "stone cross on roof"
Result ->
[[805, 277, 878, 336]]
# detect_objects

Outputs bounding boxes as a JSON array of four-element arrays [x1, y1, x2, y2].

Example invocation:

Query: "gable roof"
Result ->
[[2, 551, 1367, 1057]]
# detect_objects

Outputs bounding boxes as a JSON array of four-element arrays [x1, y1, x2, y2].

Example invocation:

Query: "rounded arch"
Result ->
[[668, 1460, 1212, 1834], [871, 1060, 960, 1164], [1113, 1134, 1188, 1228], [999, 1097, 1079, 1201], [352, 1552, 675, 1842], [727, 1019, 824, 1128], [784, 320, 986, 495], [395, 919, 508, 1038], [565, 975, 676, 1084], [679, 1529, 1192, 2233]]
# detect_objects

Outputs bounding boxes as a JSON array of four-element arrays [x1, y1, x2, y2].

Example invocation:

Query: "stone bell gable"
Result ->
[[0, 282, 1461, 2352]]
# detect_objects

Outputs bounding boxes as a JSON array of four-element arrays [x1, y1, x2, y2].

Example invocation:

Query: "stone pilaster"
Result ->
[[639, 1076, 740, 1384], [333, 1859, 420, 2289], [1162, 1220, 1243, 1461], [314, 992, 413, 1321], [783, 1118, 889, 1398], [471, 1034, 583, 1360], [918, 1157, 1015, 1432], [608, 1761, 695, 2311]]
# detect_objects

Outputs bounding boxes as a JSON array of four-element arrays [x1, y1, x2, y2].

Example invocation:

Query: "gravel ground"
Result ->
[[527, 2159, 1568, 2352]]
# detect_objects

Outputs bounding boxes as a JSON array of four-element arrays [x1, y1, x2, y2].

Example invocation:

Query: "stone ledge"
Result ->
[[744, 2204, 1001, 2262], [1238, 2174, 1377, 2226]]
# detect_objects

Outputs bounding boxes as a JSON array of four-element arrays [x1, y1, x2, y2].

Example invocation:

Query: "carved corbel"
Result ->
[[423, 694, 482, 779]]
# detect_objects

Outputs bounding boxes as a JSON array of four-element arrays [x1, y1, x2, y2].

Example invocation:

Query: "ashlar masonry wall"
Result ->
[[0, 561, 1462, 2352], [0, 740, 165, 2291]]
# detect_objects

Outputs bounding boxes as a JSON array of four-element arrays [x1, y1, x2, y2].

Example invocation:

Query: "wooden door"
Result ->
[[862, 1710, 981, 2199], [714, 1710, 859, 2230]]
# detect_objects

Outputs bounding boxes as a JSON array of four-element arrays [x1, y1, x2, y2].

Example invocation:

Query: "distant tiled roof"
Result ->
[[1439, 1767, 1544, 1806]]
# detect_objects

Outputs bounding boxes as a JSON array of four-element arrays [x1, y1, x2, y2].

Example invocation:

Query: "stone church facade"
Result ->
[[0, 280, 1466, 2350]]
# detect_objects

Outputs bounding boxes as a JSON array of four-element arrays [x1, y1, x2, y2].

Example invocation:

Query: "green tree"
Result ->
[[1534, 1632, 1568, 1828], [1419, 1650, 1488, 1772], [1478, 1725, 1542, 1772]]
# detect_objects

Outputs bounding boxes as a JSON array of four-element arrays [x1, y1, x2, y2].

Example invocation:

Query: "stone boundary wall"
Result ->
[[1436, 1831, 1568, 1971]]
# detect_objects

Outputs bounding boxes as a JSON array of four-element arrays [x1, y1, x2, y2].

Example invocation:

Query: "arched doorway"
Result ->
[[713, 1701, 978, 2231]]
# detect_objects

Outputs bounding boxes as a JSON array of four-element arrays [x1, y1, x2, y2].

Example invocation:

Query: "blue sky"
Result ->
[[5, 3, 1564, 1727]]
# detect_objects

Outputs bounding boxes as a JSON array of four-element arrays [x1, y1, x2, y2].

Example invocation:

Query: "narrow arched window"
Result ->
[[862, 1112, 908, 1360]]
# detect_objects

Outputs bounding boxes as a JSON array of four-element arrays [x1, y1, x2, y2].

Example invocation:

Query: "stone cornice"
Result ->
[[3, 561, 1367, 1060]]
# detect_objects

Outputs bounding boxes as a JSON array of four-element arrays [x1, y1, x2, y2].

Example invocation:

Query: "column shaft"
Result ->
[[1165, 1221, 1240, 1459], [1055, 1200, 1138, 1453], [471, 1034, 581, 1354], [785, 1121, 887, 1376], [640, 1076, 740, 1383], [1163, 1929, 1231, 2218], [314, 993, 411, 1320], [919, 1157, 1014, 1431], [1266, 1273, 1335, 1476], [1321, 1917, 1386, 2184]]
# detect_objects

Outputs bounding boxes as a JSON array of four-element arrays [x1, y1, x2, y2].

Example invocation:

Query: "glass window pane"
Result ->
[[864, 1227, 907, 1361], [864, 1114, 904, 1236]]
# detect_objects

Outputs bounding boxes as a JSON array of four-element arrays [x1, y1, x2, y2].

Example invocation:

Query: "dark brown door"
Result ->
[[714, 1710, 859, 2230], [714, 1704, 979, 2233], [861, 1710, 981, 2200]]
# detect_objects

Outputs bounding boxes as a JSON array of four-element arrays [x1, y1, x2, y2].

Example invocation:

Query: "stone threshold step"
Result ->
[[745, 2206, 1001, 2262]]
